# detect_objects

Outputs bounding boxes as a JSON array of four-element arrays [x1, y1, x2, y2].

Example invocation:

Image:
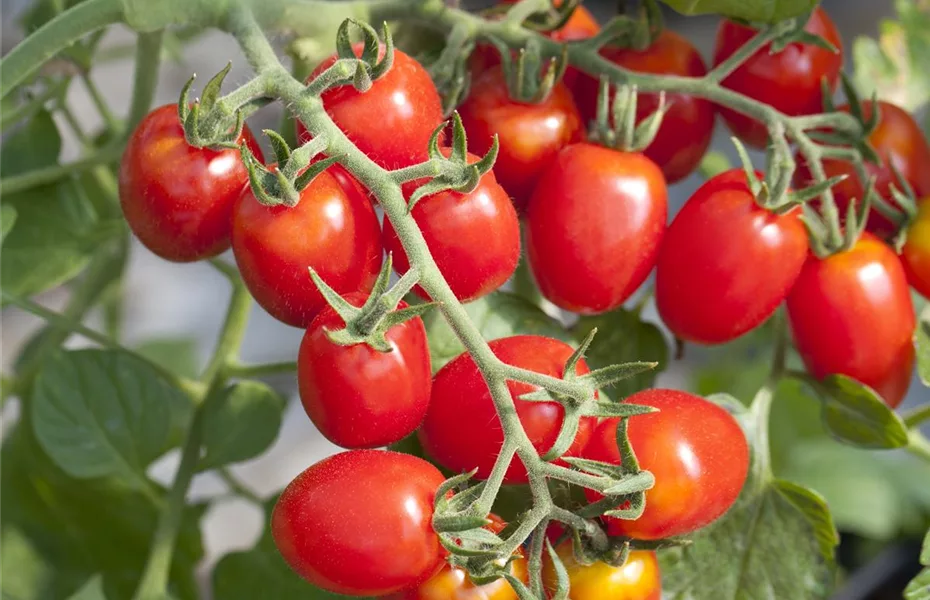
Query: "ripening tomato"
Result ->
[[231, 168, 382, 328], [655, 169, 809, 344], [574, 30, 715, 184], [526, 143, 667, 314], [458, 68, 584, 212], [118, 104, 262, 262], [272, 450, 446, 595], [583, 389, 749, 540], [383, 150, 520, 302], [903, 199, 930, 299], [419, 335, 596, 484], [297, 45, 444, 169], [543, 542, 661, 600], [787, 232, 916, 408], [713, 7, 843, 148]]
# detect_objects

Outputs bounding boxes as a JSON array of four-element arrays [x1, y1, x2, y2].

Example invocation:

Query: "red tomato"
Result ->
[[458, 67, 584, 212], [419, 335, 596, 484], [787, 232, 916, 408], [298, 294, 431, 448], [655, 169, 809, 344], [118, 104, 262, 262], [574, 30, 715, 184], [526, 143, 667, 314], [272, 450, 446, 595], [543, 543, 661, 600], [297, 44, 444, 169], [903, 199, 930, 299], [582, 389, 749, 540], [231, 168, 382, 328], [383, 150, 521, 303], [713, 7, 843, 148]]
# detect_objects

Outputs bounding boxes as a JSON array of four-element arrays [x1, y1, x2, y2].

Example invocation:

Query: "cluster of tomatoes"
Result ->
[[115, 1, 928, 597]]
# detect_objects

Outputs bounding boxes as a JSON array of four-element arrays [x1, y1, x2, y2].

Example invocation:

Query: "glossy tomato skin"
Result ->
[[458, 68, 584, 212], [298, 294, 432, 448], [297, 45, 444, 169], [583, 389, 749, 540], [391, 557, 528, 600], [903, 200, 930, 299], [787, 233, 916, 408], [655, 169, 809, 344], [526, 143, 667, 314], [383, 151, 520, 303], [543, 543, 661, 600], [231, 168, 382, 328], [574, 30, 715, 183], [119, 104, 263, 262], [272, 450, 446, 595], [713, 7, 843, 148], [419, 335, 596, 484]]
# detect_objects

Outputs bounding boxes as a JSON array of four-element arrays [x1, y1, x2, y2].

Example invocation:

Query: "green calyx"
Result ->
[[177, 63, 245, 149], [242, 130, 334, 207], [588, 81, 667, 153], [305, 19, 394, 95], [491, 35, 567, 104]]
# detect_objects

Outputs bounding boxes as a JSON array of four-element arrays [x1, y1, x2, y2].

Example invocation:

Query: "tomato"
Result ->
[[458, 67, 584, 212], [297, 44, 444, 169], [383, 150, 520, 303], [272, 450, 446, 596], [391, 558, 528, 600], [794, 101, 930, 239], [525, 143, 667, 314], [582, 389, 749, 540], [574, 30, 715, 184], [903, 199, 930, 299], [713, 7, 843, 148], [231, 168, 382, 328], [419, 335, 596, 484], [543, 542, 661, 600], [787, 232, 916, 408], [118, 104, 262, 262], [655, 169, 809, 344], [298, 294, 431, 449]]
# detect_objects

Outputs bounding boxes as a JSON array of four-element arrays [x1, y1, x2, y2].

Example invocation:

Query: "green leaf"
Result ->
[[810, 374, 909, 449], [1, 203, 17, 242], [917, 305, 930, 387], [657, 0, 816, 24], [907, 529, 930, 600], [65, 576, 106, 600], [1, 109, 61, 175], [134, 337, 201, 380], [199, 381, 285, 471]]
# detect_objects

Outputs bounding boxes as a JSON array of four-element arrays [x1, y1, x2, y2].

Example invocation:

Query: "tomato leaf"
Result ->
[[905, 529, 930, 599], [198, 381, 285, 471], [806, 374, 910, 449], [1, 204, 17, 242], [65, 576, 107, 600], [1, 109, 60, 175], [917, 305, 930, 387], [656, 0, 816, 24]]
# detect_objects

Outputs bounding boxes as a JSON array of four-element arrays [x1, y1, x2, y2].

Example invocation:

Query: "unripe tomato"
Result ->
[[419, 335, 596, 484], [713, 7, 843, 148], [787, 232, 916, 408], [903, 199, 930, 299], [526, 143, 667, 314], [231, 168, 382, 328], [574, 30, 715, 184], [118, 104, 263, 262], [582, 389, 749, 540], [542, 542, 661, 600]]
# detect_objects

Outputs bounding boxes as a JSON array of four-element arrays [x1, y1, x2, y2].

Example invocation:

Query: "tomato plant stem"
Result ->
[[125, 30, 166, 135], [904, 404, 930, 429]]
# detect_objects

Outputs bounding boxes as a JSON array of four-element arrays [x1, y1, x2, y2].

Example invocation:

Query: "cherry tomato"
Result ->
[[582, 389, 749, 540], [118, 104, 262, 262], [543, 542, 661, 600], [231, 168, 382, 328], [787, 232, 916, 408], [419, 335, 596, 484], [272, 450, 446, 596], [526, 143, 667, 314], [713, 7, 843, 148], [574, 30, 715, 184], [297, 44, 444, 169], [458, 67, 584, 212], [655, 169, 809, 344], [903, 199, 930, 299], [383, 150, 520, 303], [391, 558, 528, 600]]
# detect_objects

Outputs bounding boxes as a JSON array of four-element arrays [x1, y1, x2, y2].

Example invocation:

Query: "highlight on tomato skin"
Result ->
[[542, 542, 662, 600]]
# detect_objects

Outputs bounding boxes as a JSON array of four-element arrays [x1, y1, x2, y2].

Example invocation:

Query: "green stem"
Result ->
[[200, 278, 253, 385], [907, 430, 930, 464], [749, 310, 788, 480], [81, 72, 121, 132], [125, 30, 166, 135], [704, 23, 782, 83], [0, 77, 71, 132], [0, 143, 123, 195], [226, 361, 298, 378], [904, 404, 930, 429], [218, 467, 264, 505]]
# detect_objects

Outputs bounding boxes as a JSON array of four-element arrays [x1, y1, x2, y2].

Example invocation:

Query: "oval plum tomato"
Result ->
[[118, 104, 262, 262], [582, 389, 749, 540], [543, 542, 661, 600], [383, 150, 520, 303], [794, 101, 930, 239], [231, 168, 382, 328], [787, 232, 916, 408], [713, 7, 843, 148], [419, 335, 596, 484], [298, 294, 431, 449], [655, 168, 809, 344], [526, 143, 667, 314], [297, 44, 444, 169], [458, 67, 584, 212], [574, 30, 715, 184], [903, 199, 930, 299], [272, 450, 446, 596]]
